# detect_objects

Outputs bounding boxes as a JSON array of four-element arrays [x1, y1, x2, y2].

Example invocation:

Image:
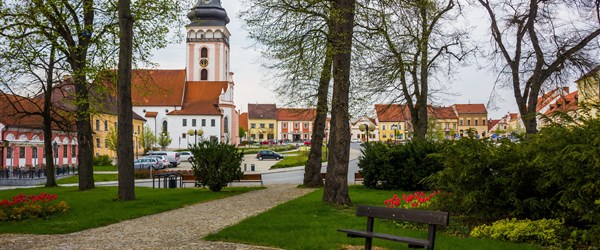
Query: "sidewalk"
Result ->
[[0, 185, 315, 249]]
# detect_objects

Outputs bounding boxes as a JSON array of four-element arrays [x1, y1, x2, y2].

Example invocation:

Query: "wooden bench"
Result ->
[[354, 172, 364, 184], [338, 205, 449, 250], [181, 174, 199, 187], [230, 173, 263, 186]]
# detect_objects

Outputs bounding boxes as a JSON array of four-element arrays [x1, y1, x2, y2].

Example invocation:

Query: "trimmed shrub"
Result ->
[[93, 155, 113, 166], [190, 141, 243, 192], [470, 218, 564, 246], [358, 139, 443, 190]]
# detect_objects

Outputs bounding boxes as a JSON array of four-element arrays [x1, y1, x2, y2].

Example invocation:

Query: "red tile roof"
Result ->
[[131, 69, 186, 106], [276, 108, 316, 121], [0, 93, 75, 131], [239, 112, 248, 131], [544, 91, 578, 115], [248, 104, 277, 119], [375, 104, 411, 122], [167, 81, 228, 115], [452, 104, 487, 114], [429, 106, 458, 119], [488, 119, 500, 131], [145, 112, 158, 118], [536, 87, 569, 112]]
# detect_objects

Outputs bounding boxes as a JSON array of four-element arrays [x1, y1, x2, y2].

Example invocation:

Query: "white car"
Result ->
[[142, 155, 169, 169], [179, 151, 193, 162]]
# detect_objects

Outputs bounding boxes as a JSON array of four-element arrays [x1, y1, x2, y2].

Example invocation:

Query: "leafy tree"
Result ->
[[157, 129, 172, 151], [189, 141, 243, 192], [238, 126, 246, 140], [477, 0, 600, 135], [140, 125, 156, 153], [106, 127, 118, 152]]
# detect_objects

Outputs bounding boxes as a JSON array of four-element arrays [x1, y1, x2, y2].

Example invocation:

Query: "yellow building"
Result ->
[[575, 66, 600, 117], [92, 113, 146, 158], [247, 104, 278, 142], [452, 104, 489, 138], [428, 106, 459, 140], [375, 104, 410, 142]]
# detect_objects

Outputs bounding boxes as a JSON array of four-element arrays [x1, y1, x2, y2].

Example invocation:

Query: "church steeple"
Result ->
[[185, 0, 231, 82]]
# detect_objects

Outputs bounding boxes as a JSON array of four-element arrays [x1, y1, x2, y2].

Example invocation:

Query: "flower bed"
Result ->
[[384, 190, 441, 209], [0, 193, 69, 221]]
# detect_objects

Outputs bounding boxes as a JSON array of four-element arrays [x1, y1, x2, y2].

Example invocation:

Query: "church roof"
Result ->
[[131, 69, 186, 107], [167, 81, 228, 116], [187, 0, 230, 26]]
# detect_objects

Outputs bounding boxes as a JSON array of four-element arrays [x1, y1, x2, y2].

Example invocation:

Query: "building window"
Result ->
[[467, 119, 471, 126], [259, 134, 264, 139], [303, 122, 308, 129], [251, 123, 256, 128], [383, 134, 387, 138], [182, 133, 186, 139], [283, 134, 287, 139], [268, 134, 274, 139], [453, 123, 457, 129], [63, 145, 68, 158], [96, 119, 100, 131], [382, 125, 386, 130], [282, 123, 287, 128], [192, 119, 197, 127], [201, 69, 208, 80], [459, 119, 464, 126], [183, 119, 187, 127], [104, 139, 108, 149], [202, 119, 206, 126], [294, 122, 299, 129], [260, 123, 265, 128], [304, 134, 308, 139], [19, 147, 25, 158], [483, 119, 486, 125], [201, 47, 208, 57], [104, 121, 108, 131], [475, 119, 478, 126], [72, 145, 76, 157], [224, 117, 229, 133], [398, 124, 402, 130], [96, 138, 101, 148], [137, 126, 140, 134], [6, 147, 12, 159], [269, 123, 274, 129], [32, 147, 38, 159], [211, 119, 215, 127], [162, 120, 168, 131], [399, 134, 404, 140]]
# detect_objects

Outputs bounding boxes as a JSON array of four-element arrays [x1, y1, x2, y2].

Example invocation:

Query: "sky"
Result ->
[[149, 1, 579, 119]]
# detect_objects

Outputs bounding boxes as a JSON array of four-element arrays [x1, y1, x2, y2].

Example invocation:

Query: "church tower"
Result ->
[[186, 0, 231, 82]]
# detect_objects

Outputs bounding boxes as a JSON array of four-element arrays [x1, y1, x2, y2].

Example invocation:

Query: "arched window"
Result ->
[[162, 120, 168, 132], [224, 116, 229, 133], [201, 69, 208, 80], [201, 48, 208, 58]]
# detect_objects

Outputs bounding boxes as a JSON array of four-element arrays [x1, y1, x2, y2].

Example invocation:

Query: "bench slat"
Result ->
[[356, 205, 448, 226], [338, 229, 428, 246]]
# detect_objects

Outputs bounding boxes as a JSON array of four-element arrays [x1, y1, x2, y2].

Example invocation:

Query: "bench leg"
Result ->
[[365, 217, 374, 250], [427, 224, 437, 250]]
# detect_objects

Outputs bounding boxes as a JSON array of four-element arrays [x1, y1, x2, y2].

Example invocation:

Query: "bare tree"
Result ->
[[477, 0, 600, 134], [356, 0, 472, 139]]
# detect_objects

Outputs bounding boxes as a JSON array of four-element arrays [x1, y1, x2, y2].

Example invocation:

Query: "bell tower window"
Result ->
[[201, 69, 208, 80], [201, 48, 208, 58]]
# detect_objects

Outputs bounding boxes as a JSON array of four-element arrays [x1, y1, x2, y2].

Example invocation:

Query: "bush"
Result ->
[[189, 141, 244, 192], [470, 218, 564, 246], [93, 155, 113, 166], [358, 139, 443, 190]]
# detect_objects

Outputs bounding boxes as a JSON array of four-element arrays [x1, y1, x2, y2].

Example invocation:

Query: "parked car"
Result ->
[[303, 140, 311, 146], [134, 158, 162, 170], [256, 150, 283, 161], [142, 155, 169, 169], [351, 138, 361, 143], [146, 151, 180, 168], [179, 151, 193, 162]]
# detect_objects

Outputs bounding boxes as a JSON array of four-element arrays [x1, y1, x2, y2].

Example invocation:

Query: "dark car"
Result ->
[[256, 150, 283, 161]]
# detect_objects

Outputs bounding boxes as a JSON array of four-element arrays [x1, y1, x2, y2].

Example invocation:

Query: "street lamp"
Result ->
[[133, 132, 139, 159], [391, 124, 398, 144], [52, 141, 58, 166], [194, 129, 198, 145]]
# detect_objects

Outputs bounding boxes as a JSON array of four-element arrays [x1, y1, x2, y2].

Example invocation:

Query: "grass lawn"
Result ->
[[270, 149, 327, 169], [0, 186, 262, 234], [56, 174, 119, 184], [205, 186, 542, 250], [93, 165, 117, 172]]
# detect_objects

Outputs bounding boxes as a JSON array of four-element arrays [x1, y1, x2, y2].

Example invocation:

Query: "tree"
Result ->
[[240, 0, 332, 187], [323, 0, 356, 206], [189, 141, 243, 192], [357, 0, 471, 139], [106, 128, 118, 152], [0, 0, 186, 191], [477, 0, 600, 134], [117, 0, 135, 201], [141, 125, 156, 153], [238, 126, 246, 141], [157, 129, 172, 150]]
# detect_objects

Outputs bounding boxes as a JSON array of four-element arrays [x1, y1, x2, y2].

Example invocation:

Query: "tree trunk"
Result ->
[[304, 43, 333, 188], [412, 103, 428, 139], [117, 0, 135, 200], [75, 72, 95, 191], [323, 0, 355, 206], [43, 44, 57, 187]]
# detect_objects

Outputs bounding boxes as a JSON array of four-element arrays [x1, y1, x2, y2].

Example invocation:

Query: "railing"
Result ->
[[0, 165, 78, 179]]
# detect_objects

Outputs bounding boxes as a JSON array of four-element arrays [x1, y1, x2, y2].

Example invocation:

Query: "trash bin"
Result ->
[[168, 174, 177, 188], [251, 164, 255, 171]]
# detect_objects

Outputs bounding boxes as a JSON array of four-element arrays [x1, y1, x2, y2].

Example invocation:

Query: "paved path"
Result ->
[[0, 185, 315, 250]]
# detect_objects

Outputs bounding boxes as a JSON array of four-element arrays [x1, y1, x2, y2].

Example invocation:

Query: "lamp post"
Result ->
[[391, 124, 398, 144], [52, 141, 58, 166], [133, 132, 138, 159], [194, 129, 198, 145], [365, 124, 369, 143], [0, 139, 7, 169]]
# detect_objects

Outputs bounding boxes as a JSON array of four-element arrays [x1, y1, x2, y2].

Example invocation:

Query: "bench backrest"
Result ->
[[182, 174, 196, 181], [242, 173, 262, 181], [354, 172, 364, 179], [356, 205, 449, 226]]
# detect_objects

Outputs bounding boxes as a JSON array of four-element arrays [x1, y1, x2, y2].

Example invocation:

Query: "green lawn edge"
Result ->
[[0, 186, 263, 234], [205, 186, 542, 250]]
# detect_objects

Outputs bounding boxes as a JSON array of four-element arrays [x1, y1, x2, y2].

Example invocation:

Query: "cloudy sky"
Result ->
[[149, 1, 579, 119]]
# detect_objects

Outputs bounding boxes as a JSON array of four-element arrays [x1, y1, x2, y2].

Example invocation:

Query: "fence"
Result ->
[[0, 164, 78, 179]]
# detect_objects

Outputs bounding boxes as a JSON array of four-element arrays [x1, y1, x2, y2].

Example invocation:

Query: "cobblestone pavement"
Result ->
[[0, 185, 315, 250]]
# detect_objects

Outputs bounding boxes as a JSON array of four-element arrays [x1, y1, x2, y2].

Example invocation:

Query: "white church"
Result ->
[[131, 0, 239, 148]]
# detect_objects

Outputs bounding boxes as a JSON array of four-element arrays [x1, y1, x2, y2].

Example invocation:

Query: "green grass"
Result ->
[[56, 174, 119, 184], [270, 149, 327, 169], [205, 186, 542, 250], [93, 165, 117, 172], [0, 186, 261, 234]]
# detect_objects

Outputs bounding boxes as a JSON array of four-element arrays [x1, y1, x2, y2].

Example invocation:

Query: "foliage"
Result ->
[[106, 128, 118, 152], [93, 155, 114, 166], [239, 127, 246, 139], [0, 193, 69, 221], [157, 129, 172, 150], [189, 141, 244, 192], [470, 218, 564, 246], [140, 125, 157, 154], [358, 139, 443, 190]]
